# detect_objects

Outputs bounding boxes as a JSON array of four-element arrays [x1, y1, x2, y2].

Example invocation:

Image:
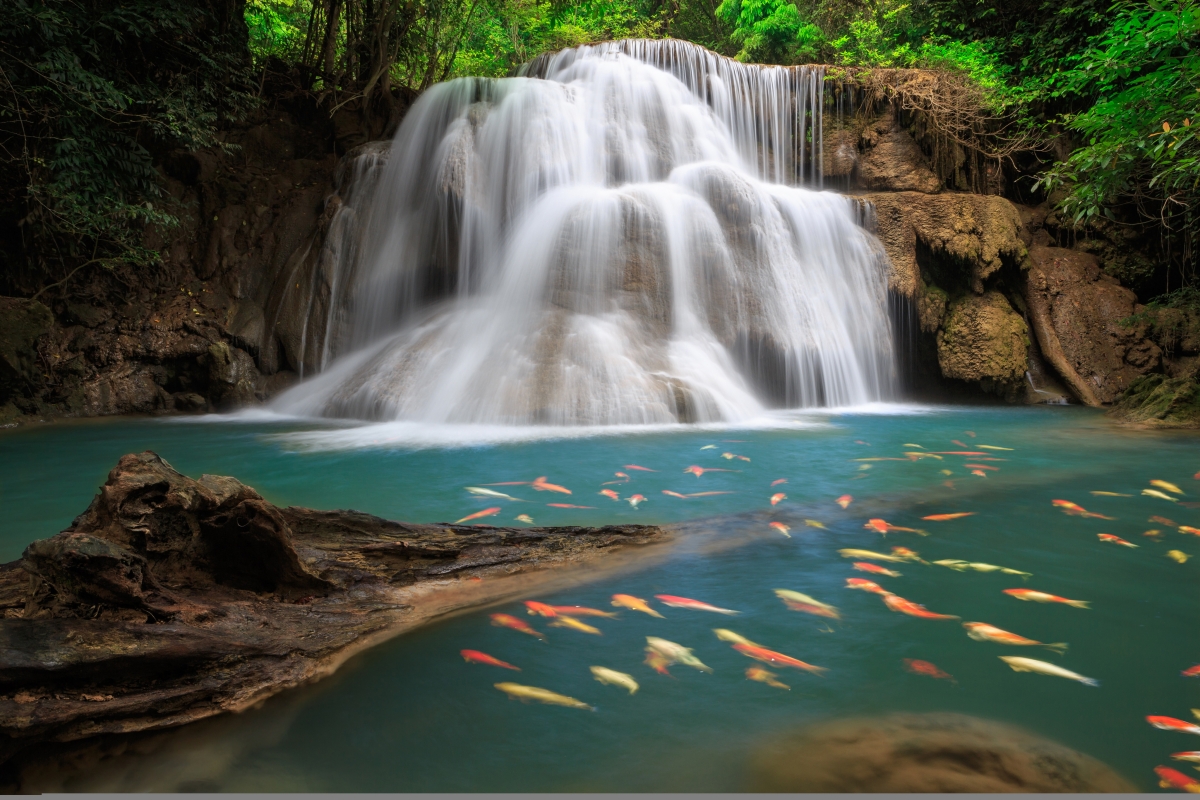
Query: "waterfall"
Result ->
[[273, 39, 897, 425]]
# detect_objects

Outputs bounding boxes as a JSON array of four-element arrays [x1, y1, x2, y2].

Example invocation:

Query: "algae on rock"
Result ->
[[936, 291, 1029, 399]]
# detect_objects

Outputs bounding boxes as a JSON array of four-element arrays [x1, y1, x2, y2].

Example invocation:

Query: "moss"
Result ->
[[936, 290, 1029, 400], [1110, 373, 1200, 429]]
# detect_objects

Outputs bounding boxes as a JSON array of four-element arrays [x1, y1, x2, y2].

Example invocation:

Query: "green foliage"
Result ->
[[715, 0, 823, 64], [247, 0, 313, 66]]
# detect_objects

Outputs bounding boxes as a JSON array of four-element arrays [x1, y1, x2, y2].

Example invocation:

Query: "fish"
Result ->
[[941, 470, 954, 475], [627, 494, 646, 508], [771, 479, 788, 486], [1145, 489, 1180, 503], [1003, 589, 1089, 608], [655, 594, 739, 615], [643, 649, 673, 675], [774, 589, 840, 619], [846, 577, 893, 595], [494, 682, 593, 710], [1169, 550, 1191, 563], [645, 637, 712, 672], [1153, 479, 1185, 495], [931, 451, 989, 456], [732, 642, 826, 674], [700, 445, 718, 450], [1145, 529, 1165, 539], [978, 445, 1013, 451], [514, 514, 535, 524], [1149, 716, 1200, 735], [1051, 499, 1115, 520], [590, 666, 638, 694], [891, 547, 924, 561], [624, 464, 656, 472], [922, 512, 975, 521], [456, 507, 501, 524], [905, 452, 943, 460], [770, 493, 786, 506], [883, 594, 960, 619], [838, 548, 909, 563], [524, 600, 559, 617], [1000, 657, 1099, 686], [904, 443, 924, 448], [964, 464, 999, 471], [550, 606, 619, 618], [466, 487, 524, 501], [602, 472, 630, 485], [1091, 491, 1132, 497], [688, 491, 734, 497], [853, 561, 900, 577], [804, 519, 826, 529], [1097, 533, 1137, 548], [684, 465, 734, 477], [952, 439, 970, 448], [746, 666, 790, 690], [721, 452, 750, 462], [1172, 751, 1200, 763], [769, 521, 791, 537], [865, 518, 928, 536], [854, 440, 869, 445], [963, 622, 1068, 654], [549, 616, 602, 635], [950, 562, 1032, 578], [490, 613, 546, 639], [611, 594, 664, 617], [713, 628, 760, 646], [1184, 664, 1200, 677], [461, 649, 521, 670], [970, 469, 987, 477], [599, 489, 620, 501], [531, 476, 572, 494], [547, 503, 595, 509], [903, 658, 956, 683], [662, 490, 689, 499], [1180, 525, 1200, 536], [836, 495, 853, 509], [1154, 766, 1200, 793]]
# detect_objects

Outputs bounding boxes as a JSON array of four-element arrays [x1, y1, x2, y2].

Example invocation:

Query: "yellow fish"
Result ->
[[1144, 489, 1179, 503], [611, 594, 664, 618], [1168, 550, 1190, 564], [590, 666, 638, 694], [494, 682, 594, 710], [803, 519, 826, 529], [746, 666, 790, 690], [1090, 491, 1131, 497], [550, 616, 602, 635], [1151, 480, 1184, 495], [838, 548, 909, 563], [978, 445, 1014, 451], [713, 628, 760, 646], [514, 514, 534, 523], [940, 469, 953, 476], [903, 443, 924, 448]]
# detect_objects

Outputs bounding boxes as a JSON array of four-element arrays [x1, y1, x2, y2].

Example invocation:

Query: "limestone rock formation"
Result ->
[[936, 291, 1029, 399], [857, 111, 941, 194]]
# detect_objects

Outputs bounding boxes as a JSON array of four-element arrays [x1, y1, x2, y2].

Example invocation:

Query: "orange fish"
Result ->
[[865, 519, 928, 536], [1149, 716, 1200, 736], [688, 491, 734, 497], [771, 479, 788, 486], [624, 464, 656, 472], [599, 489, 620, 501], [836, 495, 853, 509], [1154, 766, 1200, 793], [549, 605, 618, 618], [770, 493, 786, 506], [1003, 588, 1089, 608], [732, 643, 826, 674], [662, 490, 689, 499], [547, 503, 595, 509], [846, 577, 893, 595], [461, 649, 520, 670], [644, 649, 672, 675], [524, 600, 559, 617], [1182, 664, 1200, 677], [952, 439, 969, 448], [612, 594, 664, 617], [627, 494, 646, 508], [1097, 533, 1137, 548], [684, 465, 733, 477], [490, 613, 545, 639], [532, 476, 571, 494], [931, 451, 988, 456], [602, 472, 630, 485], [903, 658, 956, 683], [964, 464, 998, 471], [655, 594, 738, 614], [883, 594, 960, 619], [891, 546, 923, 560], [854, 561, 900, 577], [970, 469, 988, 478], [922, 512, 975, 521], [962, 622, 1067, 653], [1052, 499, 1115, 520], [769, 521, 791, 538], [1151, 515, 1179, 527], [1180, 526, 1200, 536], [455, 507, 501, 524]]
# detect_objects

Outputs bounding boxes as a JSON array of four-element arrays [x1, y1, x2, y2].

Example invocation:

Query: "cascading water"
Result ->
[[273, 39, 898, 425]]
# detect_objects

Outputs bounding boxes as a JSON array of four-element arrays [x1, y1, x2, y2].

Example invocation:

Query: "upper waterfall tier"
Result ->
[[273, 39, 897, 425]]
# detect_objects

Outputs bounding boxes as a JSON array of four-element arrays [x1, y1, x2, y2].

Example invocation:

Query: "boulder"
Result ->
[[936, 291, 1029, 399], [205, 341, 262, 410], [0, 298, 53, 403], [857, 111, 941, 193]]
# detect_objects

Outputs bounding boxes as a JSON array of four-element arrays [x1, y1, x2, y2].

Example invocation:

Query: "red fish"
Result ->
[[1152, 515, 1179, 527], [1003, 588, 1089, 608], [623, 464, 656, 472], [627, 494, 646, 508], [836, 494, 853, 509], [922, 512, 975, 521], [769, 521, 791, 537], [883, 594, 960, 619], [490, 613, 545, 639], [455, 507, 501, 524], [644, 649, 672, 675], [1149, 716, 1200, 736], [854, 561, 900, 577], [952, 439, 969, 448], [662, 490, 689, 498], [865, 519, 928, 536], [684, 465, 734, 477], [461, 649, 520, 670], [771, 479, 788, 486], [964, 464, 998, 471], [1097, 533, 1137, 548], [1182, 664, 1200, 677], [903, 658, 956, 683], [1052, 499, 1115, 520], [524, 600, 558, 617], [846, 577, 893, 595], [1154, 766, 1200, 793], [547, 503, 595, 509], [732, 643, 826, 674], [770, 493, 786, 506], [1180, 525, 1200, 536], [599, 489, 620, 501], [655, 594, 739, 614], [532, 476, 571, 494], [602, 472, 630, 485]]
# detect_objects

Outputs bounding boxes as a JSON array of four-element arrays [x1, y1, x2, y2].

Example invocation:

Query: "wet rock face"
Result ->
[[1026, 246, 1161, 405], [0, 298, 53, 408], [748, 712, 1135, 792], [937, 291, 1029, 399], [857, 112, 941, 194]]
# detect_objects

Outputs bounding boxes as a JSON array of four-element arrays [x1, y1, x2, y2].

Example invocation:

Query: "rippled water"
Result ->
[[2, 406, 1198, 791]]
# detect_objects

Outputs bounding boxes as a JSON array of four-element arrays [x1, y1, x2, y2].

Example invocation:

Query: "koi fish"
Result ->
[[700, 445, 718, 450], [623, 465, 656, 472], [466, 487, 524, 501], [1001, 657, 1099, 686], [963, 622, 1067, 654], [1003, 588, 1089, 608], [611, 594, 664, 617], [602, 472, 630, 485], [721, 452, 750, 462], [978, 445, 1013, 451], [1180, 526, 1200, 536], [906, 452, 943, 460], [643, 649, 672, 675], [1154, 766, 1200, 793], [655, 594, 739, 615], [732, 642, 826, 674], [746, 666, 790, 690], [836, 495, 853, 509], [494, 682, 593, 710], [774, 589, 840, 619], [1153, 480, 1185, 495], [490, 613, 545, 639], [853, 561, 900, 577], [1173, 751, 1200, 763], [846, 577, 893, 595], [590, 666, 638, 694], [1091, 491, 1132, 497], [771, 479, 788, 486], [769, 521, 791, 537], [547, 503, 595, 509], [456, 507, 501, 524], [551, 606, 619, 618], [922, 512, 975, 521], [865, 519, 928, 536], [524, 600, 559, 617], [1185, 665, 1200, 677], [1169, 550, 1190, 563], [1146, 529, 1165, 539], [903, 658, 956, 683], [952, 439, 970, 448], [838, 548, 909, 563], [970, 470, 988, 477], [550, 616, 602, 635], [662, 490, 689, 499], [770, 493, 786, 506], [1052, 499, 1115, 519], [804, 519, 826, 529], [934, 560, 1032, 578], [1097, 533, 1137, 548], [599, 489, 620, 501], [627, 494, 646, 508], [646, 637, 712, 672], [461, 649, 521, 670], [904, 443, 924, 448], [531, 476, 571, 494], [931, 451, 988, 456], [1145, 489, 1180, 503], [687, 491, 734, 497], [714, 628, 760, 646], [684, 465, 733, 477], [884, 594, 960, 619], [964, 464, 999, 471], [1149, 716, 1200, 735], [514, 514, 535, 524], [941, 470, 954, 476], [891, 546, 924, 560]]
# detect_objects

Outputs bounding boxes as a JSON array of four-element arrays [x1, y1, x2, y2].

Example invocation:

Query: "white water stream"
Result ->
[[274, 39, 897, 425]]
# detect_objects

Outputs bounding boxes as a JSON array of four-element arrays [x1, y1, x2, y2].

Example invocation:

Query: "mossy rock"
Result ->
[[936, 290, 1029, 400], [1110, 373, 1200, 429]]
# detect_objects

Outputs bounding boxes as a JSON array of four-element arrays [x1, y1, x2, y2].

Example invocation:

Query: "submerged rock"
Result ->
[[748, 712, 1135, 792], [0, 452, 667, 770]]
